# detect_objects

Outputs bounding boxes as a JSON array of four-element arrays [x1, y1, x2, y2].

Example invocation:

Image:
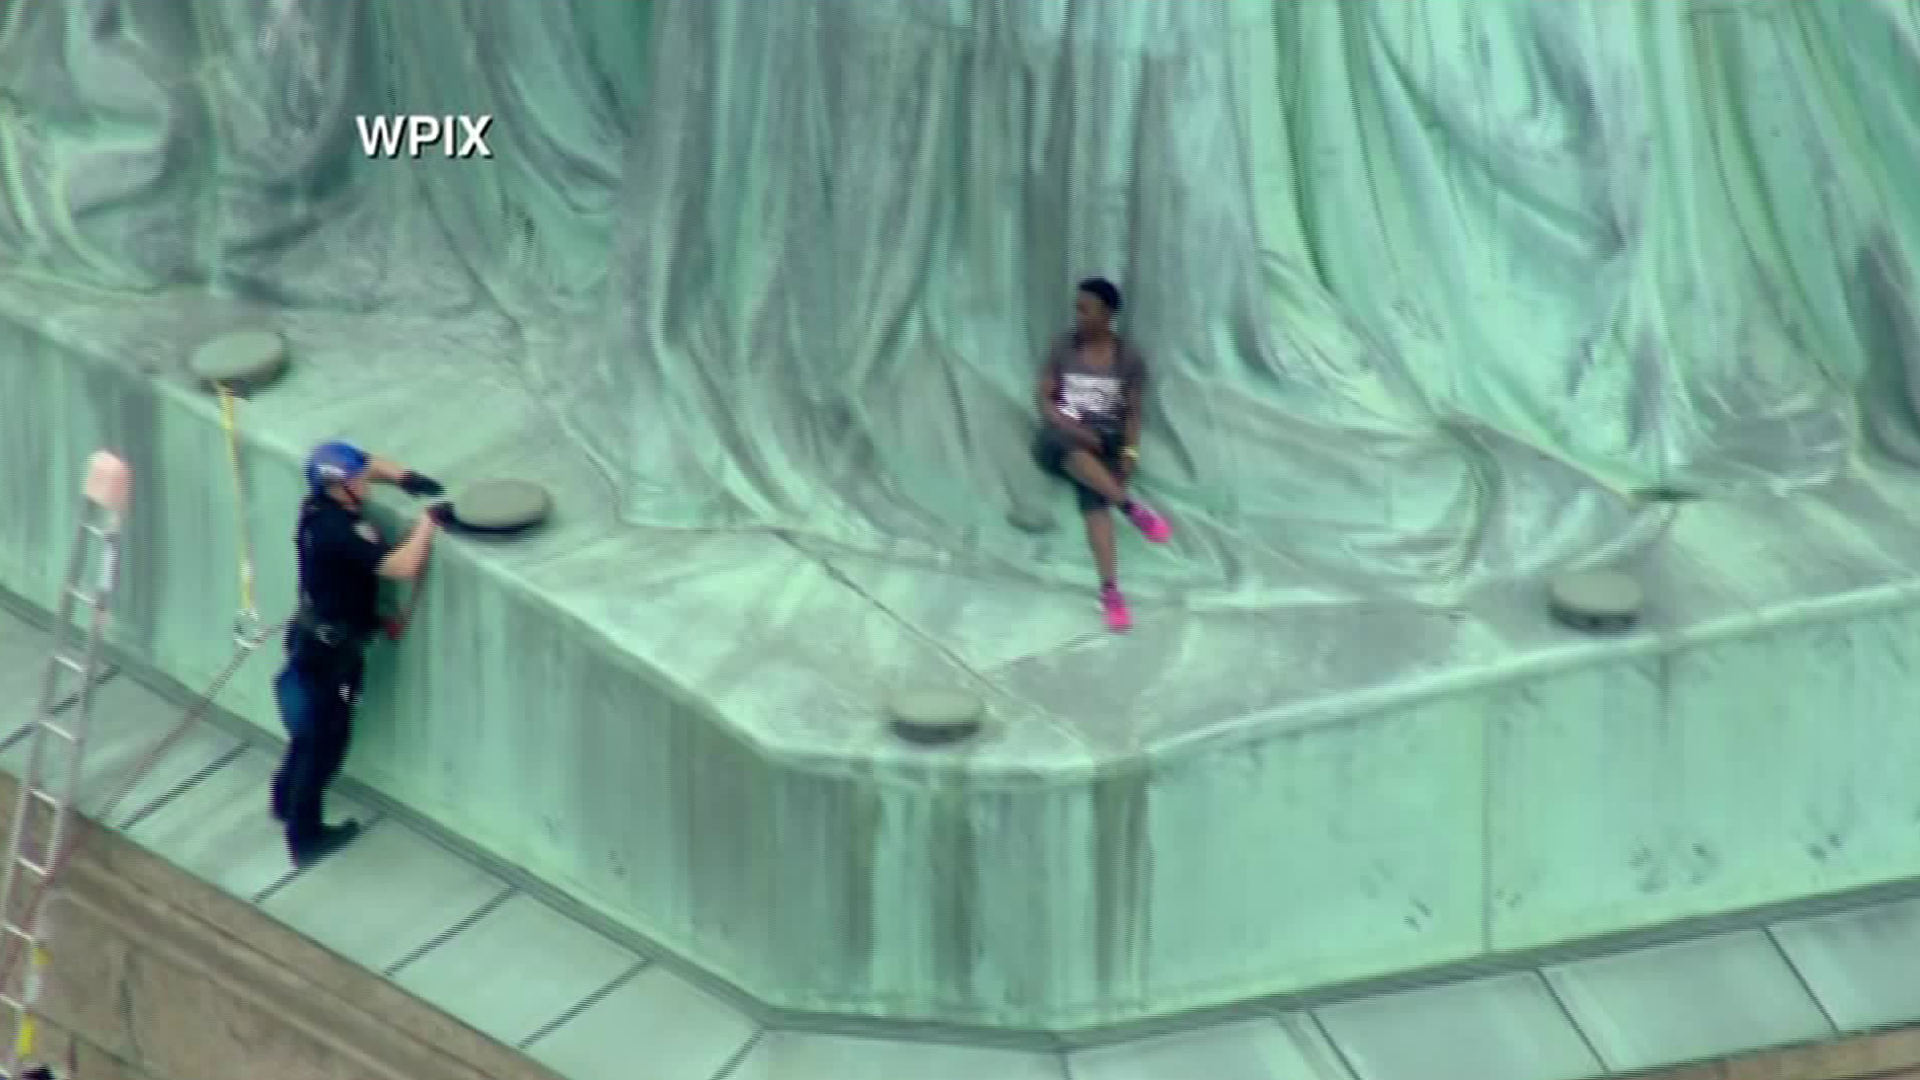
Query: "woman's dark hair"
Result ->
[[1078, 277, 1122, 314]]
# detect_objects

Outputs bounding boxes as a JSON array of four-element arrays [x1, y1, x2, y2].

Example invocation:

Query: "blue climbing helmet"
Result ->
[[305, 441, 369, 491]]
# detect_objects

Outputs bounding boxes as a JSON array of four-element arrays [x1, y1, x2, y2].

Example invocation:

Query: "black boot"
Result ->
[[288, 819, 362, 869]]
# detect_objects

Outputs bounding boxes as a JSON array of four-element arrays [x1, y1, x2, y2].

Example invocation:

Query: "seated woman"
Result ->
[[1031, 277, 1172, 631]]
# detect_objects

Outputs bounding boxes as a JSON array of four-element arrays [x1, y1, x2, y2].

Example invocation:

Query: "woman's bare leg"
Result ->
[[1083, 508, 1119, 586]]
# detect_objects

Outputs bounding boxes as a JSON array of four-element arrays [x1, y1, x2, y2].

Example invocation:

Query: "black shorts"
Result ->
[[1032, 426, 1124, 511]]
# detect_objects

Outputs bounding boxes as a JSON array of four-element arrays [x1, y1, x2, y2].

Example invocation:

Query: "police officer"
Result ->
[[271, 441, 446, 867]]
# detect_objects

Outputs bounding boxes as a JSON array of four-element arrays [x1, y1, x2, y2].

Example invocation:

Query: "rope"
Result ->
[[217, 385, 267, 647]]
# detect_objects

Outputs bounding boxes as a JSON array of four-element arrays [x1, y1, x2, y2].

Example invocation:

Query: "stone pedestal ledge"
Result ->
[[0, 771, 561, 1080], [1636, 1025, 1920, 1080]]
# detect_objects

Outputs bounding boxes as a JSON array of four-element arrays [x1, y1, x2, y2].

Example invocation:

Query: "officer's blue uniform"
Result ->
[[272, 445, 390, 864]]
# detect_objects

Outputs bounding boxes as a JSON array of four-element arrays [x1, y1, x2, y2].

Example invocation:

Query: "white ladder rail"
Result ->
[[0, 452, 132, 1079]]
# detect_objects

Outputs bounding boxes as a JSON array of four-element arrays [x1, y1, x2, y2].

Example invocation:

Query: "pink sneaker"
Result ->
[[1125, 501, 1171, 543], [1101, 585, 1133, 632]]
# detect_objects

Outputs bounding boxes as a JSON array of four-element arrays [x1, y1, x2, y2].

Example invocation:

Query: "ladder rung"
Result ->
[[30, 790, 60, 810], [37, 722, 74, 743], [52, 655, 85, 676], [0, 991, 20, 1011], [3, 923, 31, 943], [13, 860, 47, 879], [64, 585, 97, 606]]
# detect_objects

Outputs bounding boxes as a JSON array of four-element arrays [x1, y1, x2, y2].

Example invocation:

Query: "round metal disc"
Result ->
[[1548, 570, 1644, 631], [453, 479, 552, 532], [190, 329, 289, 392], [886, 688, 985, 744]]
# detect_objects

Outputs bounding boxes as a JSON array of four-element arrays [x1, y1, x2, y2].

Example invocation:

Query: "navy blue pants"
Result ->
[[272, 631, 364, 844]]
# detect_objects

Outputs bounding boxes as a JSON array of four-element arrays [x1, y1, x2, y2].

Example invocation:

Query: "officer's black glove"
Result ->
[[427, 501, 458, 527], [398, 472, 445, 498]]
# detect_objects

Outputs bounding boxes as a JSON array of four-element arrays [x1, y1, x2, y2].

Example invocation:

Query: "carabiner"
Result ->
[[232, 608, 269, 649]]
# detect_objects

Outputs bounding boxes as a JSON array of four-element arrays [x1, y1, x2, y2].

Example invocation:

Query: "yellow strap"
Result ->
[[218, 385, 257, 617], [12, 948, 44, 1056]]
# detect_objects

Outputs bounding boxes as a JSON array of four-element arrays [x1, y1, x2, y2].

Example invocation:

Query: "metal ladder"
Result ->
[[0, 452, 132, 1080]]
